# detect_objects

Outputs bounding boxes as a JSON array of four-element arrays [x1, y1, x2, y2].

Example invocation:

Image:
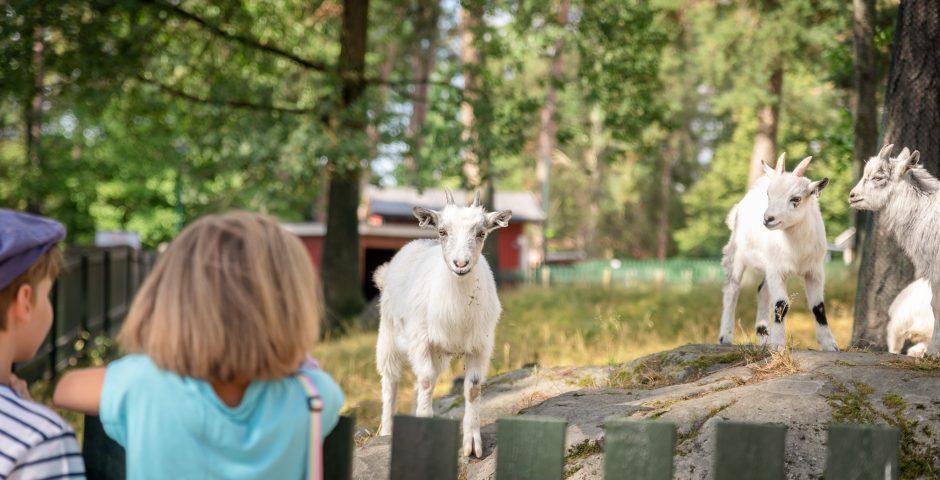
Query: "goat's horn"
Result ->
[[471, 190, 481, 207], [878, 143, 894, 159], [775, 152, 786, 174], [444, 189, 455, 205], [793, 156, 812, 177]]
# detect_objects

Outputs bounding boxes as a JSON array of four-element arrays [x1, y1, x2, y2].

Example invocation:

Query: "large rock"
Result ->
[[354, 344, 940, 479]]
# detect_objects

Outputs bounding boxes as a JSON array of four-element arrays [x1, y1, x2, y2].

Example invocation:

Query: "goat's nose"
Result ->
[[764, 215, 776, 224], [454, 259, 469, 269], [849, 191, 857, 199]]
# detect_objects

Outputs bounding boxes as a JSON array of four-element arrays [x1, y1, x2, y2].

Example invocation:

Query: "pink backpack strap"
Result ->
[[296, 364, 323, 480], [302, 354, 321, 370]]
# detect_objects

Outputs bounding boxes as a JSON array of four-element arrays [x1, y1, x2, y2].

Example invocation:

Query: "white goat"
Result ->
[[719, 153, 839, 351], [887, 278, 933, 357], [374, 190, 511, 458], [850, 143, 940, 354]]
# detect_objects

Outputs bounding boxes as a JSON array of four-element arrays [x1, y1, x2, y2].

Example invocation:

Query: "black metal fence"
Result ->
[[14, 246, 158, 382]]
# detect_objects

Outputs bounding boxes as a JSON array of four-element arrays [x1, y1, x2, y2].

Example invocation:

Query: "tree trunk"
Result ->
[[535, 0, 570, 262], [403, 0, 440, 179], [366, 41, 399, 157], [459, 1, 502, 281], [583, 104, 604, 258], [25, 25, 45, 214], [459, 2, 482, 188], [747, 67, 783, 185], [852, 0, 940, 349], [322, 0, 369, 330], [852, 0, 878, 252], [657, 136, 680, 260]]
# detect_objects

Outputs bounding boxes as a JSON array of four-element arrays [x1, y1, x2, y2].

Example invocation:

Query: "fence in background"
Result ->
[[82, 413, 900, 480], [533, 259, 855, 287], [15, 246, 158, 382]]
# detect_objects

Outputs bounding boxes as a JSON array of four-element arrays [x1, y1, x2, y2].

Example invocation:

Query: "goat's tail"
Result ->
[[373, 263, 389, 291], [724, 203, 738, 230]]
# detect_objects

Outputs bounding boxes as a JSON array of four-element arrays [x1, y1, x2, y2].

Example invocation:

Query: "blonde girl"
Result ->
[[54, 211, 343, 479]]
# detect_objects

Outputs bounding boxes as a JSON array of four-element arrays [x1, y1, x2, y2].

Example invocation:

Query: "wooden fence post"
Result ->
[[82, 415, 126, 480], [603, 418, 675, 480], [824, 424, 899, 480], [496, 415, 567, 480], [713, 421, 786, 480], [324, 415, 355, 480], [390, 415, 459, 480]]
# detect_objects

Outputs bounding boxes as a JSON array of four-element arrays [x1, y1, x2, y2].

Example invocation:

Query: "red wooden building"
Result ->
[[283, 187, 545, 298]]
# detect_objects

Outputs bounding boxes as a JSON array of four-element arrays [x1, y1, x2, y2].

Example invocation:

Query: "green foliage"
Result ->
[[0, 0, 899, 261]]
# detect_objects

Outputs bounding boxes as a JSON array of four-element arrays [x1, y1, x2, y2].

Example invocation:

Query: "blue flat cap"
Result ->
[[0, 209, 66, 291]]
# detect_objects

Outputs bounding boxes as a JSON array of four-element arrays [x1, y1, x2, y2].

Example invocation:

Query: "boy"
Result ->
[[0, 209, 85, 478]]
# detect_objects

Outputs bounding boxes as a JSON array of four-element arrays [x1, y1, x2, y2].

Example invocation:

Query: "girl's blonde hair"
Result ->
[[119, 211, 321, 381]]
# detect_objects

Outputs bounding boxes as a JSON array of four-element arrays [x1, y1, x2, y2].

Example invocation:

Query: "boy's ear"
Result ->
[[8, 284, 34, 322]]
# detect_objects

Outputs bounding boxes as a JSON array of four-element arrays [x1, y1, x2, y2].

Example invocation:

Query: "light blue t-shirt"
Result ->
[[100, 355, 344, 480]]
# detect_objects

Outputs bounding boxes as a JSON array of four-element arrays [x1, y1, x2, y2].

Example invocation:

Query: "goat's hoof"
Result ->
[[463, 430, 483, 458], [718, 336, 732, 345], [821, 343, 839, 352]]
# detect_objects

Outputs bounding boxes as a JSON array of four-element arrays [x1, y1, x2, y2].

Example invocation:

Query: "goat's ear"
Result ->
[[893, 147, 919, 175], [808, 177, 829, 197], [762, 161, 775, 177], [902, 149, 921, 172], [485, 210, 512, 230], [413, 207, 440, 228]]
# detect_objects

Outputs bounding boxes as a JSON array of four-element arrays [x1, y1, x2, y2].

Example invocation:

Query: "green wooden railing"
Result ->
[[83, 414, 898, 480], [532, 259, 854, 287]]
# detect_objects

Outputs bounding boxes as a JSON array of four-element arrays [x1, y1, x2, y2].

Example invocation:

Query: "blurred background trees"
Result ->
[[0, 0, 901, 323]]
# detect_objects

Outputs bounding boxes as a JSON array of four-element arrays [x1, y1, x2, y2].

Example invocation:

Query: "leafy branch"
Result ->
[[140, 0, 332, 73]]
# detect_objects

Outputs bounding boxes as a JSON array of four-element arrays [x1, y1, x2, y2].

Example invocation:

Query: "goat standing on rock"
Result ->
[[374, 190, 511, 457], [850, 144, 940, 355], [719, 153, 839, 351]]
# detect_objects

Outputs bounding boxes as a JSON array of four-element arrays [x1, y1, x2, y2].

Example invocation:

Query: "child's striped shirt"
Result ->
[[0, 385, 85, 479]]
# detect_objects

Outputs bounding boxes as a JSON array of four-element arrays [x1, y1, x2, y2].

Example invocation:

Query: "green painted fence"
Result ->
[[83, 414, 898, 479], [533, 259, 854, 287], [83, 415, 900, 480]]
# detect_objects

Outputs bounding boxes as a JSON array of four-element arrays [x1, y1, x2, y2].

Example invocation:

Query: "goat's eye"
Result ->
[[790, 196, 801, 206], [872, 175, 885, 183], [477, 231, 486, 239], [439, 229, 447, 237]]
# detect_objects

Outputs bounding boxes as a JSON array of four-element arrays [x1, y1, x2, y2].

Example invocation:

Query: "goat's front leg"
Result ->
[[411, 346, 447, 418], [928, 280, 940, 355], [805, 270, 838, 351], [462, 350, 490, 458], [766, 274, 789, 349], [719, 259, 745, 345], [755, 277, 771, 346]]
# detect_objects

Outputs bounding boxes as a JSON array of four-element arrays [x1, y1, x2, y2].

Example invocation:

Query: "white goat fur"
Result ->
[[849, 144, 940, 354], [887, 279, 934, 358], [374, 192, 510, 458], [719, 153, 839, 350]]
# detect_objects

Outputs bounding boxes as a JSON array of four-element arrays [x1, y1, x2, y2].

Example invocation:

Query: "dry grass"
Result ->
[[748, 346, 801, 380], [318, 274, 855, 432]]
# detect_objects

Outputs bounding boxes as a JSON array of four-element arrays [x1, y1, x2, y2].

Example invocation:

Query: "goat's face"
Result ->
[[849, 144, 921, 211], [413, 191, 512, 276], [761, 154, 828, 230]]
